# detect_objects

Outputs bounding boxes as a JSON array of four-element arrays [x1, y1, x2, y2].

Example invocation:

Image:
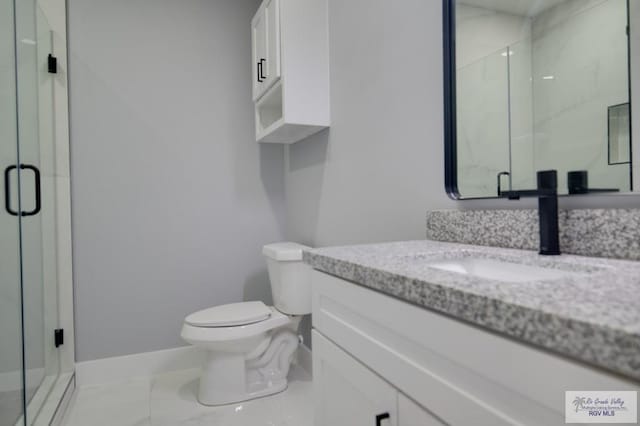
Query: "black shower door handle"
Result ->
[[4, 165, 18, 216], [3, 164, 41, 216], [20, 164, 41, 216]]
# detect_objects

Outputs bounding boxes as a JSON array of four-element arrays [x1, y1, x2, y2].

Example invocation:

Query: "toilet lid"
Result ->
[[185, 301, 272, 327]]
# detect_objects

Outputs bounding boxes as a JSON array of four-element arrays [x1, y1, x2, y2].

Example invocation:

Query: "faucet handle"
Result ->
[[537, 170, 558, 191]]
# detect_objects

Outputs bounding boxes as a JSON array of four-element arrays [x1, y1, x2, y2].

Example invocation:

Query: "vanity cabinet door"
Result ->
[[313, 330, 398, 426], [398, 394, 445, 426]]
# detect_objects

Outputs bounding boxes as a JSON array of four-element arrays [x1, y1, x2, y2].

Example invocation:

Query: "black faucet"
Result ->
[[498, 170, 560, 256]]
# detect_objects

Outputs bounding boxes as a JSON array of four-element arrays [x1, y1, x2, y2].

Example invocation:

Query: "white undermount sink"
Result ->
[[425, 257, 577, 283]]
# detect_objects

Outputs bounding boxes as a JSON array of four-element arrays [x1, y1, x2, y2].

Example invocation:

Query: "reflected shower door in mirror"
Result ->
[[444, 0, 637, 199]]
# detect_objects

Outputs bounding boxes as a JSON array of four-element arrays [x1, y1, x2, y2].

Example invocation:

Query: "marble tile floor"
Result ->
[[61, 365, 313, 426]]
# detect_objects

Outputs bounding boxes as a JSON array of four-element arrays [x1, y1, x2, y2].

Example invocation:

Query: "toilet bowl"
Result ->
[[181, 242, 311, 406]]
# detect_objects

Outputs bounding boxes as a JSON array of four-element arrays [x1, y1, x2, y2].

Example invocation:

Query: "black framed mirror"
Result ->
[[443, 0, 634, 199]]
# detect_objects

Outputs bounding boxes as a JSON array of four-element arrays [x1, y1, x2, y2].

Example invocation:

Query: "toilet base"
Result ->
[[196, 328, 299, 406]]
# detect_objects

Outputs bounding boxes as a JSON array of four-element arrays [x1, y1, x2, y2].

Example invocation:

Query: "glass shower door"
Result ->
[[15, 1, 62, 423], [1, 0, 26, 424], [2, 0, 67, 424]]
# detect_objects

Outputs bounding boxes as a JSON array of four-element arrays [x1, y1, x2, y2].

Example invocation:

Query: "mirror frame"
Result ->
[[442, 0, 635, 199], [443, 0, 460, 199]]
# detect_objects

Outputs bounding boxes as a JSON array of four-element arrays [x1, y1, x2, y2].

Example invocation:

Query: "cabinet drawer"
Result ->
[[311, 270, 638, 426]]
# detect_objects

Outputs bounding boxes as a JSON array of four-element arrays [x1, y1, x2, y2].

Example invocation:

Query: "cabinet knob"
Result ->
[[375, 412, 390, 425]]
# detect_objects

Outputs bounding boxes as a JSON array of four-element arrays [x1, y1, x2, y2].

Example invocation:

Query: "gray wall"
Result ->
[[68, 0, 640, 362], [285, 0, 640, 250], [68, 0, 286, 361], [285, 0, 456, 247]]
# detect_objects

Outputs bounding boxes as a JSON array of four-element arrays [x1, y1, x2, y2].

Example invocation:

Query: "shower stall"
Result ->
[[1, 0, 74, 425]]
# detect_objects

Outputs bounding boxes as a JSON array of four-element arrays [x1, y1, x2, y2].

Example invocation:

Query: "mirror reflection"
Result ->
[[453, 0, 634, 198]]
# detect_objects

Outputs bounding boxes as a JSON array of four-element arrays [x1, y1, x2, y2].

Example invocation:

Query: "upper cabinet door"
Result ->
[[313, 331, 398, 426], [263, 0, 281, 91], [251, 7, 267, 100], [252, 0, 280, 101]]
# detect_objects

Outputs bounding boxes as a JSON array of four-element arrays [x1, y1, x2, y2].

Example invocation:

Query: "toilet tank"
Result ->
[[262, 242, 312, 315]]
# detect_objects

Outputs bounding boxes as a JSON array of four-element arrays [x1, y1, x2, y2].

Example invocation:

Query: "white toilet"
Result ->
[[181, 242, 312, 406]]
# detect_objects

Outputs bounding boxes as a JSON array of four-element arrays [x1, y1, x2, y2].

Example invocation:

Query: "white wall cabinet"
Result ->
[[313, 331, 442, 426], [311, 270, 639, 426], [251, 0, 280, 101], [250, 0, 330, 144]]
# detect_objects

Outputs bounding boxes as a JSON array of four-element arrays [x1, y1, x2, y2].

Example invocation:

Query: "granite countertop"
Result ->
[[303, 240, 640, 381]]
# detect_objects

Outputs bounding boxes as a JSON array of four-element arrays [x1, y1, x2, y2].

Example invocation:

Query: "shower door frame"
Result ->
[[12, 0, 75, 424]]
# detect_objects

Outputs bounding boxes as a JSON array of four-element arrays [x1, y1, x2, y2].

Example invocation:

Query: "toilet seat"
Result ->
[[181, 306, 291, 343], [185, 301, 272, 327]]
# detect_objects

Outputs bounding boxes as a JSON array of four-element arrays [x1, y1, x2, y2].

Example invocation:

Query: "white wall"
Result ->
[[68, 0, 286, 361], [456, 4, 531, 68], [284, 0, 455, 248]]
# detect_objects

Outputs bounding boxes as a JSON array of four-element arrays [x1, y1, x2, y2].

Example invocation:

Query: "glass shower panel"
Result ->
[[14, 1, 48, 416], [0, 0, 25, 424], [1, 0, 69, 424], [456, 48, 511, 198], [14, 0, 61, 423], [508, 38, 536, 191]]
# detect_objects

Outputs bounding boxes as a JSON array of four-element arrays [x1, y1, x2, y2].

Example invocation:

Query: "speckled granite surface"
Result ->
[[304, 240, 640, 381], [426, 209, 640, 261]]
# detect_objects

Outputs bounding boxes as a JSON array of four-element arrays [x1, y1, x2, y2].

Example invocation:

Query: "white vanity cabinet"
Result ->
[[313, 331, 443, 426], [314, 330, 443, 426], [313, 331, 399, 426], [250, 0, 330, 144], [399, 394, 445, 426], [311, 270, 639, 426]]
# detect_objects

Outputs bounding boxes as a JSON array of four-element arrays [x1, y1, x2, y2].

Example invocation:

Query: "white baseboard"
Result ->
[[76, 343, 313, 388], [296, 343, 313, 376], [75, 346, 204, 388]]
